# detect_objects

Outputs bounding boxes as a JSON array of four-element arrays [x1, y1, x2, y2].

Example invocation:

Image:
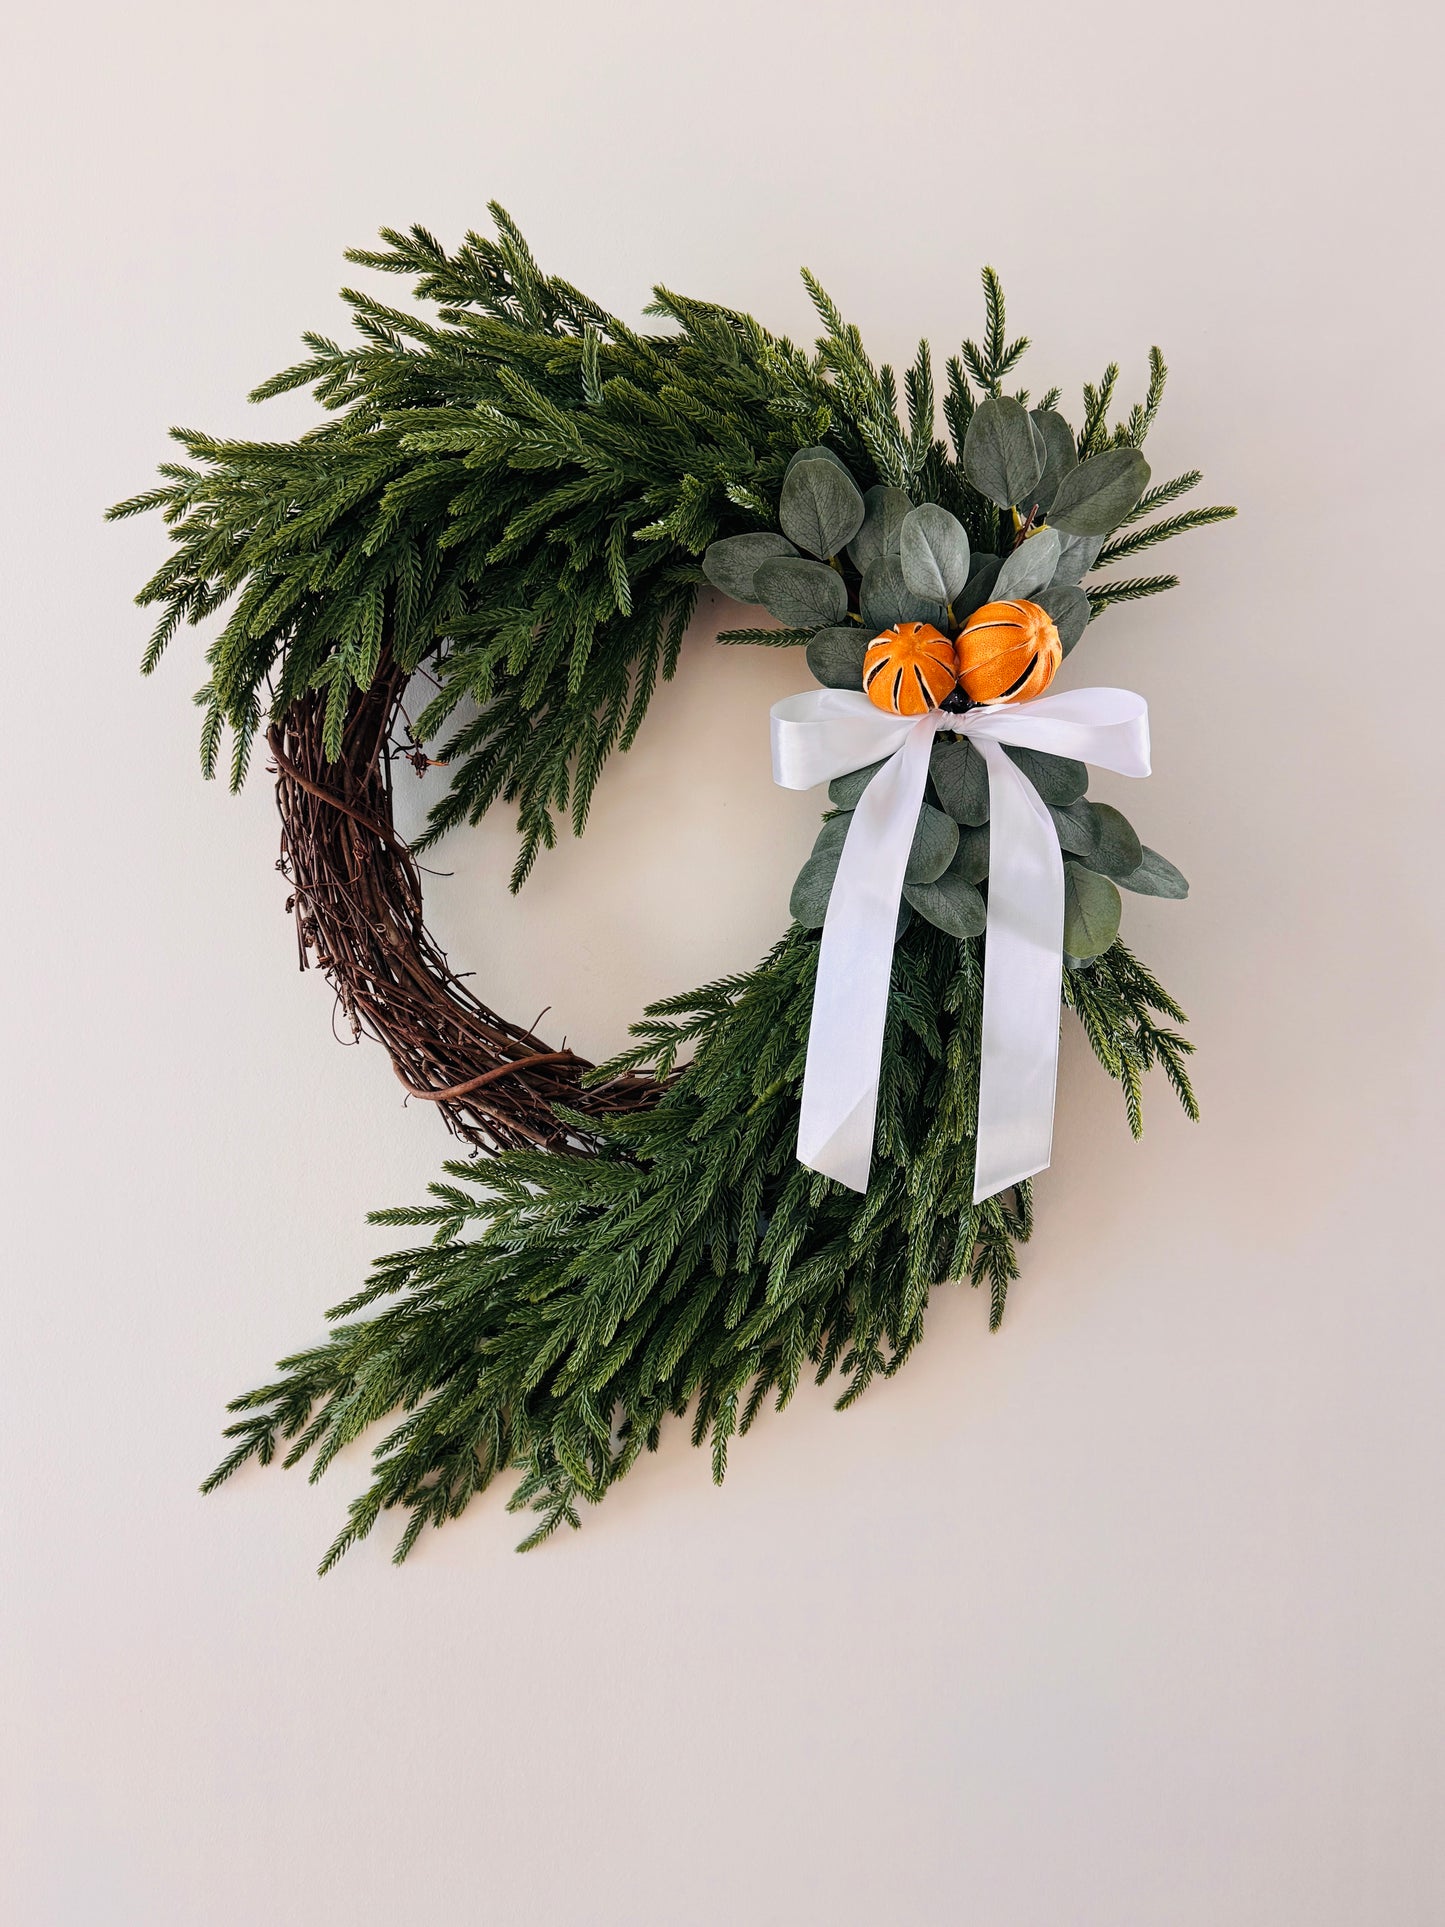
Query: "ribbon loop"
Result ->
[[771, 685, 1150, 1203]]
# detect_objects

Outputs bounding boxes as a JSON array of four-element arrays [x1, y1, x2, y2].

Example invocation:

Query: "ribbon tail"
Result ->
[[797, 719, 935, 1193], [972, 740, 1065, 1205]]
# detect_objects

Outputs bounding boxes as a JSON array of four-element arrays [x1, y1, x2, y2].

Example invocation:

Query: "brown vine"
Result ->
[[269, 656, 662, 1155]]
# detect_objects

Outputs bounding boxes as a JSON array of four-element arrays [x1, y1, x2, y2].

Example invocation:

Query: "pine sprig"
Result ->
[[204, 926, 1193, 1564], [960, 267, 1030, 397], [1097, 503, 1236, 568], [1085, 573, 1181, 612], [112, 212, 836, 882]]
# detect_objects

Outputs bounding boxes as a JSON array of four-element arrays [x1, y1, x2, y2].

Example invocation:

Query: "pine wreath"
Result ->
[[112, 208, 1234, 1565]]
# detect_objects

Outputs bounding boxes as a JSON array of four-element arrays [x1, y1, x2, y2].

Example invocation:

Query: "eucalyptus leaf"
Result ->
[[790, 844, 842, 928], [905, 803, 959, 885], [806, 625, 869, 690], [961, 396, 1044, 508], [956, 823, 991, 884], [1063, 863, 1122, 959], [1035, 582, 1091, 655], [786, 444, 856, 482], [702, 531, 797, 603], [829, 758, 886, 810], [1048, 447, 1150, 536], [1050, 802, 1096, 858], [791, 822, 915, 934], [952, 554, 1002, 622], [1052, 800, 1143, 878], [1052, 530, 1104, 587], [779, 457, 867, 559], [994, 526, 1062, 602], [1081, 802, 1144, 880], [847, 485, 913, 573], [1116, 845, 1189, 899], [1029, 408, 1077, 513], [930, 737, 990, 824], [903, 859, 987, 939], [1003, 744, 1087, 805], [859, 554, 946, 632], [899, 503, 971, 604], [754, 555, 848, 630], [812, 811, 853, 859]]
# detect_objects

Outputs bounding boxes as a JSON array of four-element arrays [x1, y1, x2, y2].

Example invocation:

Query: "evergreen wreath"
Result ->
[[112, 208, 1234, 1566]]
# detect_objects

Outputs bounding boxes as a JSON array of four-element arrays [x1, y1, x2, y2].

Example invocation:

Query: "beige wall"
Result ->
[[5, 1, 1443, 1921]]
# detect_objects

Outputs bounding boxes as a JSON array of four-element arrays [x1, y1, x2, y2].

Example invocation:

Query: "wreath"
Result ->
[[112, 209, 1233, 1566]]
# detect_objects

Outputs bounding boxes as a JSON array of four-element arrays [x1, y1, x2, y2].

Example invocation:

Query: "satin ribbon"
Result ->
[[771, 684, 1151, 1202]]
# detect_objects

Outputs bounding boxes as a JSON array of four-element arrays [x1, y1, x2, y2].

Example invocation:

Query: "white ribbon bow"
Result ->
[[771, 684, 1151, 1202]]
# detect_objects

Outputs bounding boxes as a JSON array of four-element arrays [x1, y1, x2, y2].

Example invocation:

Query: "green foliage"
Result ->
[[113, 219, 1232, 887], [805, 625, 869, 689], [899, 503, 971, 605], [111, 216, 1233, 1560], [1048, 447, 1151, 536], [1095, 503, 1237, 569], [204, 928, 1190, 1565], [962, 396, 1044, 511], [778, 456, 866, 558], [995, 527, 1062, 601], [1063, 862, 1123, 959]]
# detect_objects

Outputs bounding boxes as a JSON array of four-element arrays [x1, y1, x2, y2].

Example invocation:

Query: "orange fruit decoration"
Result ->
[[862, 621, 959, 716], [956, 599, 1062, 705]]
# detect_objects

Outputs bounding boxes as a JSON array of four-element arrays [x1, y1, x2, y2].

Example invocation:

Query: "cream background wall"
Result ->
[[4, 2, 1443, 1921]]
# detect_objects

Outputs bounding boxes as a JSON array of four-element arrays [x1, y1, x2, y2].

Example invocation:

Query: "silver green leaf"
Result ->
[[962, 396, 1045, 508], [786, 444, 857, 482], [1063, 863, 1122, 959], [702, 532, 797, 602], [754, 555, 848, 630], [829, 758, 887, 810], [806, 625, 869, 690], [1003, 744, 1087, 805], [1035, 582, 1091, 655], [905, 803, 959, 885], [779, 457, 866, 559], [1081, 802, 1143, 879], [791, 815, 914, 935], [1116, 846, 1189, 899], [1051, 802, 1095, 858], [1029, 408, 1077, 513], [790, 844, 842, 927], [955, 823, 991, 883], [994, 526, 1062, 602], [899, 503, 971, 604], [1052, 800, 1143, 878], [811, 812, 852, 859], [859, 554, 946, 632], [930, 737, 990, 824], [847, 485, 913, 573], [1048, 448, 1150, 536], [1052, 531, 1104, 587], [903, 858, 987, 939], [952, 554, 1002, 622]]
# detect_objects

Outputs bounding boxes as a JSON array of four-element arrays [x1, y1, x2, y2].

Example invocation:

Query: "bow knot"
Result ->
[[771, 685, 1151, 1201]]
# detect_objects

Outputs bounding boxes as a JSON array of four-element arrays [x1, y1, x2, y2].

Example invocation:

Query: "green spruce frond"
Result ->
[[960, 266, 1030, 398], [1086, 573, 1180, 612], [1097, 503, 1237, 568], [203, 925, 1191, 1563]]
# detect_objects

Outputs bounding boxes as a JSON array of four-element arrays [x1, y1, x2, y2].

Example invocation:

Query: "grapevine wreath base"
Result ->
[[114, 211, 1231, 1564]]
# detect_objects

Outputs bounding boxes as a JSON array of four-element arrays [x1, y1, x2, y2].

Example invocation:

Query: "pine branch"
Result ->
[[205, 926, 1192, 1564], [1096, 504, 1236, 567], [1086, 573, 1180, 612]]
